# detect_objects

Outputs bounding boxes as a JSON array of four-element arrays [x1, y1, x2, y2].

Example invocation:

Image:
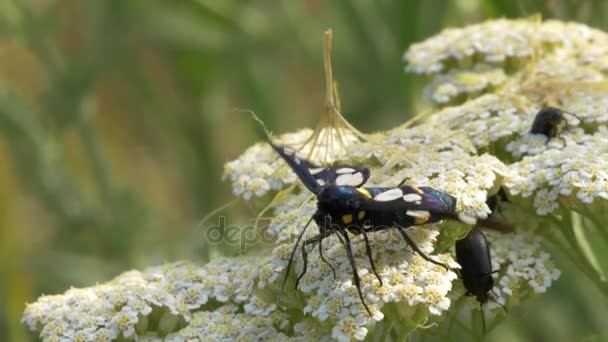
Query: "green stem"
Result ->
[[77, 96, 115, 207], [581, 206, 608, 251], [545, 215, 608, 297]]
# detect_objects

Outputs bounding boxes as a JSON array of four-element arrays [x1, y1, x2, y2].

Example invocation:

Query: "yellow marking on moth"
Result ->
[[415, 216, 428, 224], [342, 214, 353, 224], [407, 210, 430, 225], [358, 210, 366, 220], [356, 187, 372, 199], [411, 186, 424, 194]]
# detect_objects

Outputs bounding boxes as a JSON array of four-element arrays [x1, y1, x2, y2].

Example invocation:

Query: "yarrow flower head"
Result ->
[[23, 18, 608, 341]]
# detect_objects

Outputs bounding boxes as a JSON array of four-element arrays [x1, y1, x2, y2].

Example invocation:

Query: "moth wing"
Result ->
[[359, 186, 455, 215], [268, 141, 371, 192], [313, 166, 371, 187], [268, 141, 323, 194], [417, 186, 457, 215]]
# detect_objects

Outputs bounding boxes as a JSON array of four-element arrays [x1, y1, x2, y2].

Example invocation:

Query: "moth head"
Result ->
[[317, 185, 363, 214]]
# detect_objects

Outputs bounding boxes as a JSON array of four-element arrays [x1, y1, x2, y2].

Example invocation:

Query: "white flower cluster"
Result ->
[[22, 259, 296, 341], [403, 19, 608, 216], [506, 130, 608, 215], [489, 230, 561, 299], [423, 93, 530, 150], [404, 18, 608, 75], [423, 67, 507, 104]]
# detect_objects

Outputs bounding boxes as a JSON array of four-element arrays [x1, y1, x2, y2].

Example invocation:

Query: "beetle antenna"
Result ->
[[560, 110, 582, 121], [489, 294, 508, 313]]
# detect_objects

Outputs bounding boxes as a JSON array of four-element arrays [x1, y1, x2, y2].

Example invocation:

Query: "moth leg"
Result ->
[[279, 216, 314, 300], [360, 228, 383, 286], [295, 234, 325, 289], [318, 234, 337, 279], [340, 230, 373, 316], [395, 225, 449, 271]]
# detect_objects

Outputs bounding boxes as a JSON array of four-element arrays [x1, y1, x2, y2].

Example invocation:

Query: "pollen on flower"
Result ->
[[424, 67, 507, 104], [424, 285, 451, 315], [333, 316, 368, 342]]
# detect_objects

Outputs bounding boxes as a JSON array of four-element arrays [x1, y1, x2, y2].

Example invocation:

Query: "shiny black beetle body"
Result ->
[[456, 227, 494, 305], [530, 107, 579, 141], [455, 227, 507, 332]]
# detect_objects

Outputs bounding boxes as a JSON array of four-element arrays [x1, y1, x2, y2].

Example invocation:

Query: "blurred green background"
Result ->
[[1, 1, 608, 341]]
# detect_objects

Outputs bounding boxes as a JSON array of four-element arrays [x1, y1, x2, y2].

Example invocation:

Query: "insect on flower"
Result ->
[[530, 107, 580, 142], [476, 188, 513, 233], [265, 137, 458, 315], [455, 227, 508, 332]]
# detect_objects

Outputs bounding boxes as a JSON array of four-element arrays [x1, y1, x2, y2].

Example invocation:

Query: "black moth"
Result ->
[[530, 107, 580, 141], [455, 227, 507, 333], [267, 139, 457, 315]]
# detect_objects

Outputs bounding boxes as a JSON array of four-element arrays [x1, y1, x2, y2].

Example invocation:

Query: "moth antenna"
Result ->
[[234, 108, 274, 141]]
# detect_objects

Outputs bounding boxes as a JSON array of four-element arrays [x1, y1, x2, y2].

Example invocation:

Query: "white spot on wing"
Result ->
[[406, 210, 430, 218], [403, 193, 423, 203], [317, 179, 326, 186], [336, 167, 356, 174], [335, 172, 364, 186], [309, 168, 325, 175], [373, 188, 404, 201]]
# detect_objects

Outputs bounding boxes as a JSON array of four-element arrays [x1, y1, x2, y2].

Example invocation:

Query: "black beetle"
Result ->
[[455, 227, 507, 332], [530, 107, 580, 141]]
